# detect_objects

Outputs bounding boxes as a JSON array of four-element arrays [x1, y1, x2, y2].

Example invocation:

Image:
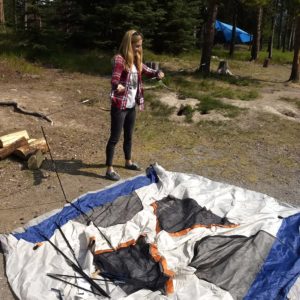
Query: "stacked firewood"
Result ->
[[0, 130, 49, 169]]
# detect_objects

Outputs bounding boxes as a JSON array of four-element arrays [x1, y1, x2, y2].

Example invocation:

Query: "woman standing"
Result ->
[[105, 30, 164, 181]]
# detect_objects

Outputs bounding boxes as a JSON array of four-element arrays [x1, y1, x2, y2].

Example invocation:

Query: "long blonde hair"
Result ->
[[119, 29, 143, 73]]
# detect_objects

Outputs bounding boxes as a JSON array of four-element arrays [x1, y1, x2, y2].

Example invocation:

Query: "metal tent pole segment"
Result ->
[[37, 228, 110, 298], [41, 126, 68, 204], [41, 126, 114, 250], [55, 222, 81, 268], [47, 273, 122, 283], [48, 273, 103, 297]]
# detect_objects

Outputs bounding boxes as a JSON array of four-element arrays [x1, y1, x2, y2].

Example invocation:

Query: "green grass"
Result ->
[[43, 50, 112, 75], [196, 94, 242, 116], [145, 93, 176, 117], [153, 72, 259, 119], [212, 46, 294, 65], [0, 32, 113, 75], [0, 53, 41, 74], [168, 74, 259, 100], [178, 104, 194, 123]]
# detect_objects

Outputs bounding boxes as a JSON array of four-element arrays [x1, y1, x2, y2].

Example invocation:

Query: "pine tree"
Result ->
[[153, 0, 201, 54]]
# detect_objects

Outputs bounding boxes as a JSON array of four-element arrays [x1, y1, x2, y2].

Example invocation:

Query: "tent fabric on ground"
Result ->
[[215, 20, 252, 44], [0, 164, 299, 300]]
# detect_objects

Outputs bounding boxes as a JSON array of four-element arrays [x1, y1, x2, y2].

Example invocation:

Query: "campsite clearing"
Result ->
[[0, 57, 299, 299]]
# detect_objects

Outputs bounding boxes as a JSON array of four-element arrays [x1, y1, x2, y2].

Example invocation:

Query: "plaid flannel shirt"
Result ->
[[110, 54, 159, 110]]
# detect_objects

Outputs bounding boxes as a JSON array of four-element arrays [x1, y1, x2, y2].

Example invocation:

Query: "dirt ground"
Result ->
[[0, 60, 299, 299]]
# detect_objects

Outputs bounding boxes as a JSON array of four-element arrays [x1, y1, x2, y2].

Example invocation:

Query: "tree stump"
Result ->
[[263, 58, 269, 68], [217, 60, 233, 76], [145, 61, 160, 70]]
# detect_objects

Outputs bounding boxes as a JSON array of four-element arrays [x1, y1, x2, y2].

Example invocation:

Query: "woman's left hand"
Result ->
[[157, 71, 164, 80]]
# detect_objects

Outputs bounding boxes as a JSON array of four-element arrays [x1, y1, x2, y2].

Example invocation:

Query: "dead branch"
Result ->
[[0, 101, 53, 124]]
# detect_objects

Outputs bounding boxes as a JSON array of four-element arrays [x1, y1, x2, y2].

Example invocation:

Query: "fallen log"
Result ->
[[0, 130, 30, 148], [0, 101, 53, 124], [14, 138, 48, 160], [0, 137, 28, 160]]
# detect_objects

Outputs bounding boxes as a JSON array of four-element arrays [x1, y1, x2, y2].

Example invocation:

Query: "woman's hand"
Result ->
[[157, 71, 164, 80], [116, 84, 125, 93]]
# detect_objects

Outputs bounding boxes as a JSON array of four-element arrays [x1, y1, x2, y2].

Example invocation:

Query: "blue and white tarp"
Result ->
[[0, 164, 299, 299], [215, 20, 253, 44]]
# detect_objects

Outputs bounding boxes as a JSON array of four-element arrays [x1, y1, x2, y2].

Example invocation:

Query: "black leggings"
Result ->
[[105, 106, 136, 166]]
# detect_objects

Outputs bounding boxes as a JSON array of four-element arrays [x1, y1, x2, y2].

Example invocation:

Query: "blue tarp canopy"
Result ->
[[215, 20, 252, 43]]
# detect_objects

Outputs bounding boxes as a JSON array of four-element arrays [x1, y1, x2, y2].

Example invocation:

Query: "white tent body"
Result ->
[[1, 164, 299, 299]]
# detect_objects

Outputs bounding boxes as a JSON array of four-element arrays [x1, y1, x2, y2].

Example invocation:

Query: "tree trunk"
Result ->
[[289, 18, 296, 51], [0, 0, 5, 25], [268, 0, 278, 59], [250, 7, 263, 61], [277, 0, 283, 49], [199, 1, 219, 74], [268, 16, 276, 58], [24, 0, 28, 30], [282, 15, 288, 52], [289, 15, 300, 82], [229, 10, 237, 57]]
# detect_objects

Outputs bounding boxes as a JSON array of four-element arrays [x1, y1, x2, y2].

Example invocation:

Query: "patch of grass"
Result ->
[[197, 119, 227, 127], [0, 32, 113, 75], [0, 53, 41, 74], [279, 96, 300, 109], [175, 77, 258, 102], [40, 50, 112, 75], [208, 72, 259, 86], [236, 89, 259, 100], [196, 94, 239, 115], [170, 75, 216, 92], [267, 50, 294, 64], [145, 93, 176, 117], [178, 104, 194, 123], [167, 76, 253, 118], [223, 107, 245, 118], [211, 88, 236, 99], [212, 47, 293, 65]]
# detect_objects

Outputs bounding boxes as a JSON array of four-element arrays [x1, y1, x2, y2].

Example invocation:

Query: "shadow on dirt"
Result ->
[[29, 159, 127, 186]]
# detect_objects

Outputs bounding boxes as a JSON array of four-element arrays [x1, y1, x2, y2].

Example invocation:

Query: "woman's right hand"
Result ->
[[116, 84, 125, 93]]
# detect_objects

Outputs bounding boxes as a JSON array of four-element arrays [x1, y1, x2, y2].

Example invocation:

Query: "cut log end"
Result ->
[[27, 150, 45, 170]]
